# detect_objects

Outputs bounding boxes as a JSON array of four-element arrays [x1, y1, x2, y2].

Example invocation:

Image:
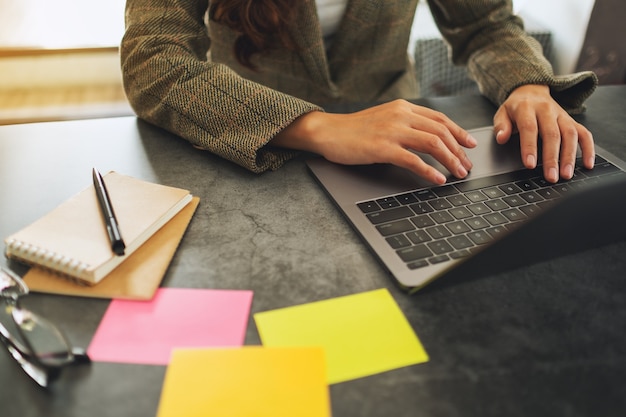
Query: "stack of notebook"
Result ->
[[4, 171, 199, 299]]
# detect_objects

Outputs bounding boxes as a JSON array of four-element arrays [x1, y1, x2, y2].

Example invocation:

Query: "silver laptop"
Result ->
[[306, 126, 626, 293]]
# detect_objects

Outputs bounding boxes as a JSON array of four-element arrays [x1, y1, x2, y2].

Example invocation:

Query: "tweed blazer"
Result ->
[[121, 0, 598, 173]]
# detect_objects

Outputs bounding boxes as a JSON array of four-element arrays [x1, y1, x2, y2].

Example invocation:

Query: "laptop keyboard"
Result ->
[[358, 156, 625, 270]]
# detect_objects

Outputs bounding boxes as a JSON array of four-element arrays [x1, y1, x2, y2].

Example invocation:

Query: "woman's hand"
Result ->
[[271, 99, 477, 185], [494, 84, 595, 183]]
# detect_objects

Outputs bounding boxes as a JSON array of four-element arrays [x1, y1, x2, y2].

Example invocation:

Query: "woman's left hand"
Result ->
[[493, 84, 595, 183]]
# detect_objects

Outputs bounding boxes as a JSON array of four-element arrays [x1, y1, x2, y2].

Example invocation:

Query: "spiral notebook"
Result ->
[[4, 171, 193, 285]]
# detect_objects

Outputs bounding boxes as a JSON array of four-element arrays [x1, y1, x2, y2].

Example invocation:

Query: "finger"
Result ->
[[514, 104, 540, 171], [410, 105, 478, 149], [404, 110, 474, 172], [391, 148, 448, 185], [557, 119, 579, 180], [577, 125, 595, 169], [536, 111, 561, 183], [402, 129, 470, 179], [493, 105, 514, 144]]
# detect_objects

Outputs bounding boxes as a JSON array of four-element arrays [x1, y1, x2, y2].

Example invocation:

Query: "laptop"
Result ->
[[306, 126, 626, 293]]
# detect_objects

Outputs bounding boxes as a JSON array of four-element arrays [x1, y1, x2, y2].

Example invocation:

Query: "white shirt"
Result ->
[[316, 0, 349, 38]]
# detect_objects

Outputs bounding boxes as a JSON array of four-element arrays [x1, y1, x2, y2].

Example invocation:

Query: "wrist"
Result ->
[[509, 84, 550, 98], [270, 111, 330, 154]]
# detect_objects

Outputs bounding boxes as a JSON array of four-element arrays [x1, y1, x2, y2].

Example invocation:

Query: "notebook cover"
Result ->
[[5, 172, 192, 284], [23, 196, 199, 300]]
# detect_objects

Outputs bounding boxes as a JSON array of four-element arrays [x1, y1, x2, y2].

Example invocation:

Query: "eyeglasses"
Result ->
[[0, 266, 90, 387]]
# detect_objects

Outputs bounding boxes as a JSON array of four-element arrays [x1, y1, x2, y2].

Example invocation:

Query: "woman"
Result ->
[[121, 0, 598, 184]]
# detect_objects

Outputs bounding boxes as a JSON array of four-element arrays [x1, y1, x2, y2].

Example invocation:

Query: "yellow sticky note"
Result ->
[[254, 288, 429, 384], [156, 346, 330, 417]]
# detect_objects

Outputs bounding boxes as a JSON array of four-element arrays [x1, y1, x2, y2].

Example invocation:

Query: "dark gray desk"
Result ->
[[1, 86, 625, 417]]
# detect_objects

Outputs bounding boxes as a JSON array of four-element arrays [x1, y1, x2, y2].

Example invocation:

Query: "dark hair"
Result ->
[[209, 0, 298, 69]]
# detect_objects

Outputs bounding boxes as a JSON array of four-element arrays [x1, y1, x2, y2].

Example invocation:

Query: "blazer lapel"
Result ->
[[284, 0, 417, 96], [327, 0, 418, 80], [286, 0, 333, 87]]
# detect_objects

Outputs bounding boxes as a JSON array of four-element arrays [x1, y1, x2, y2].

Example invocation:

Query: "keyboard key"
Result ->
[[430, 211, 455, 224], [465, 190, 488, 202], [357, 201, 380, 213], [465, 217, 490, 230], [409, 202, 434, 214], [411, 214, 436, 228], [447, 221, 471, 234], [467, 230, 492, 245], [376, 219, 415, 236], [428, 254, 450, 264], [397, 245, 433, 262], [407, 259, 429, 269], [515, 179, 538, 191], [486, 225, 507, 239], [467, 202, 491, 215], [520, 191, 543, 203], [502, 195, 525, 207], [483, 212, 508, 225], [367, 206, 413, 224], [447, 194, 471, 206], [415, 189, 438, 201], [450, 249, 471, 259], [501, 208, 527, 222], [519, 204, 542, 217], [449, 207, 473, 220], [376, 197, 400, 209], [426, 225, 452, 239], [536, 188, 560, 200], [448, 235, 474, 250], [588, 160, 621, 177], [483, 187, 506, 198], [406, 230, 432, 244], [430, 198, 452, 210], [532, 177, 552, 187], [396, 192, 418, 204], [386, 234, 412, 249], [570, 170, 586, 181], [551, 183, 573, 195], [537, 200, 557, 210], [485, 199, 508, 211], [499, 183, 523, 195], [427, 240, 454, 255]]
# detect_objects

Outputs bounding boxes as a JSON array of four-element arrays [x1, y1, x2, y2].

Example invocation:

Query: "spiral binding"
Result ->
[[5, 238, 92, 280]]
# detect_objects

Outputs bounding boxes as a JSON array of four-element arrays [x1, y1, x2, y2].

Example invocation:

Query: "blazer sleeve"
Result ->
[[426, 0, 598, 113], [121, 0, 321, 173]]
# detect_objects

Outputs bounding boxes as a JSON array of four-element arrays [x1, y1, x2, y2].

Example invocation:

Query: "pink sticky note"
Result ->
[[87, 288, 253, 364]]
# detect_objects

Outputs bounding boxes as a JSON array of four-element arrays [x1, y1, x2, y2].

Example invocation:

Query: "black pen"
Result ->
[[92, 167, 126, 256]]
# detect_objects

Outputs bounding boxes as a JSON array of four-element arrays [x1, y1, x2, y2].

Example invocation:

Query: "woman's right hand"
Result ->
[[270, 99, 477, 184]]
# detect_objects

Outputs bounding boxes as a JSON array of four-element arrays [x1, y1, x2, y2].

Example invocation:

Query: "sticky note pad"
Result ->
[[88, 288, 253, 364], [156, 346, 331, 417], [254, 288, 428, 384]]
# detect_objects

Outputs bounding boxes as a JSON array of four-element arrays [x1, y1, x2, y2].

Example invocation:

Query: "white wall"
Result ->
[[515, 0, 595, 74], [412, 0, 596, 75]]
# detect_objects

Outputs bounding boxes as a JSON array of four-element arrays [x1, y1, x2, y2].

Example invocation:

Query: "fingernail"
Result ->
[[548, 167, 558, 183], [463, 155, 473, 170], [467, 134, 478, 146], [526, 154, 536, 168], [435, 172, 447, 184], [564, 163, 574, 179], [496, 130, 505, 142], [458, 165, 468, 178]]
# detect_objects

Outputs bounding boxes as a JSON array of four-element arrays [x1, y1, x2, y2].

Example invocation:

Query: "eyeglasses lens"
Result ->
[[11, 307, 73, 367]]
